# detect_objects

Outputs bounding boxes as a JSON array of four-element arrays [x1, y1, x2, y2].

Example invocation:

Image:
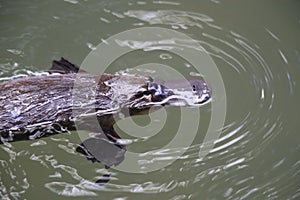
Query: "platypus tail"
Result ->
[[50, 57, 81, 74]]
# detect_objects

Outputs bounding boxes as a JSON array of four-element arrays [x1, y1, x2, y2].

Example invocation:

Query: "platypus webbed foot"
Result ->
[[76, 132, 126, 168]]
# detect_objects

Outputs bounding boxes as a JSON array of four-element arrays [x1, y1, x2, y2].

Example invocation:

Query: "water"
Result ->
[[1, 0, 300, 199]]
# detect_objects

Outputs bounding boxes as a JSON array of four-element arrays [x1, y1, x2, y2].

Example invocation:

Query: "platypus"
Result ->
[[0, 58, 211, 168]]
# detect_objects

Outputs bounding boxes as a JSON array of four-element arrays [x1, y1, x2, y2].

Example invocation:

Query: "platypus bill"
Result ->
[[0, 58, 211, 168]]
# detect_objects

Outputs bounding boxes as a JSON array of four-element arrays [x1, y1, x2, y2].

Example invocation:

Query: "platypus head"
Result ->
[[129, 78, 211, 110], [149, 79, 211, 105]]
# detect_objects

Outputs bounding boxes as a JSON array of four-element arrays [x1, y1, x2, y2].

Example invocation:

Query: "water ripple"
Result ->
[[0, 4, 298, 199], [112, 9, 297, 199]]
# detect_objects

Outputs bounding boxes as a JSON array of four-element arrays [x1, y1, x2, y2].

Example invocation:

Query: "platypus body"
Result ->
[[0, 58, 211, 168]]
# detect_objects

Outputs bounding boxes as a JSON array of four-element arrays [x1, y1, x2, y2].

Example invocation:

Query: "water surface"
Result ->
[[0, 0, 299, 199]]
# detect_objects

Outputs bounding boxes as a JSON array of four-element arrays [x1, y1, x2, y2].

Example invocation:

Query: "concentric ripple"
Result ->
[[1, 2, 299, 199]]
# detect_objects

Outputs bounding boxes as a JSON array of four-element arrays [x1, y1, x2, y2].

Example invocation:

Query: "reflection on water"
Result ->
[[1, 0, 299, 199], [124, 10, 215, 29]]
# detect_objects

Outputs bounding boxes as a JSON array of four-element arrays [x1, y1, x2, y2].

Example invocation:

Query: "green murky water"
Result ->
[[0, 0, 299, 199]]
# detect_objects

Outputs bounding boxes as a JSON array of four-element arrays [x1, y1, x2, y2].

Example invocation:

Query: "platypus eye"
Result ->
[[147, 83, 171, 102], [132, 83, 170, 102]]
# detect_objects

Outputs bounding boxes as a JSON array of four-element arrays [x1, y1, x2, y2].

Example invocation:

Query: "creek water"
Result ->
[[0, 0, 299, 199]]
